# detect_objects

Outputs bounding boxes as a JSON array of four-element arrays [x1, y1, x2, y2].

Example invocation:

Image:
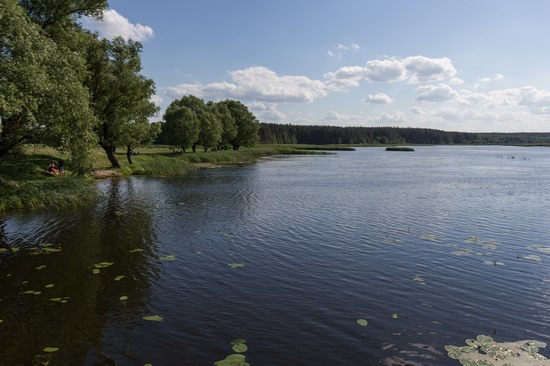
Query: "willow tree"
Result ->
[[218, 100, 260, 150], [208, 101, 237, 150], [162, 104, 199, 153], [85, 37, 157, 168], [0, 0, 97, 172]]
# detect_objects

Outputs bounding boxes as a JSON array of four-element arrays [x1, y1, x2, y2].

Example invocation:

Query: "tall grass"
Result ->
[[0, 176, 98, 212]]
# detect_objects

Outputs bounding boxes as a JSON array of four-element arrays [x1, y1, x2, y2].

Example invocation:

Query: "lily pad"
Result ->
[[452, 250, 474, 256], [160, 255, 176, 261], [391, 313, 398, 319], [523, 255, 541, 262], [536, 247, 550, 254], [45, 284, 54, 288], [413, 275, 426, 284], [464, 236, 480, 244], [482, 244, 497, 250], [92, 269, 101, 275], [119, 296, 128, 301], [228, 262, 245, 269], [143, 315, 163, 321], [114, 275, 126, 281], [232, 343, 248, 353], [129, 249, 144, 253], [23, 290, 41, 295], [94, 262, 114, 268], [483, 260, 505, 266], [214, 354, 249, 366], [35, 265, 47, 270], [420, 234, 437, 241], [43, 347, 59, 353], [231, 339, 246, 345], [356, 319, 368, 326], [43, 248, 61, 253], [50, 298, 62, 302]]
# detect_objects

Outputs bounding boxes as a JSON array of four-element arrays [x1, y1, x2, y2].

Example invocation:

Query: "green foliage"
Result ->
[[196, 108, 222, 151], [219, 100, 260, 150], [162, 104, 200, 152], [385, 146, 415, 151], [0, 0, 97, 172], [208, 101, 237, 149]]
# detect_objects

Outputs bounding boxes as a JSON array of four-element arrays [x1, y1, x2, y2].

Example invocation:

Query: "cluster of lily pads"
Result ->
[[445, 335, 550, 365], [214, 339, 250, 366]]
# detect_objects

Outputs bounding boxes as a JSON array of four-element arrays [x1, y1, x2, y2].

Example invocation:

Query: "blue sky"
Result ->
[[82, 1, 550, 132]]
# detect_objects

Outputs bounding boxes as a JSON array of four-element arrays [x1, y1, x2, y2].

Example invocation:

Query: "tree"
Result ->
[[0, 0, 97, 172], [195, 109, 222, 152], [219, 100, 260, 150], [162, 104, 199, 152], [119, 118, 161, 164], [208, 101, 237, 150], [85, 37, 158, 168]]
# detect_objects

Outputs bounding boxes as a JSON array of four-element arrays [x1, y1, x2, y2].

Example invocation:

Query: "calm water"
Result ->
[[1, 146, 550, 365]]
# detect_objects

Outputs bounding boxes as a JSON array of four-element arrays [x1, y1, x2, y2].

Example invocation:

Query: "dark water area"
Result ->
[[1, 146, 550, 365]]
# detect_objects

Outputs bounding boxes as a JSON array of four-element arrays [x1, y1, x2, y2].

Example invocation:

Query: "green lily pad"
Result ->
[[464, 236, 479, 244], [60, 300, 67, 303], [11, 247, 20, 253], [92, 269, 101, 275], [45, 284, 54, 288], [356, 319, 368, 326], [231, 339, 246, 345], [536, 247, 550, 254], [50, 298, 62, 302], [114, 275, 126, 281], [232, 343, 248, 353], [524, 255, 541, 262], [483, 260, 505, 266], [94, 262, 114, 268], [228, 262, 245, 269], [43, 248, 61, 253], [451, 250, 473, 256], [35, 265, 47, 270], [420, 233, 437, 241], [143, 315, 163, 321], [391, 313, 398, 319], [413, 275, 426, 284], [43, 347, 59, 353], [214, 354, 249, 366], [23, 290, 41, 295], [129, 249, 144, 253], [160, 255, 176, 261], [482, 244, 497, 250], [119, 296, 128, 301]]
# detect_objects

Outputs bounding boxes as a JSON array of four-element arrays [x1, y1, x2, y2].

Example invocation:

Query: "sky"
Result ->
[[81, 0, 550, 132]]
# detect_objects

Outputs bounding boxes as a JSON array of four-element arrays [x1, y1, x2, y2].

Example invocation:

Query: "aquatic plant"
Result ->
[[356, 319, 368, 326], [445, 335, 549, 365], [143, 315, 163, 321], [228, 262, 245, 269]]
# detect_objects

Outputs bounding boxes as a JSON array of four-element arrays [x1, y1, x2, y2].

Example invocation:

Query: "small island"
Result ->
[[385, 146, 415, 151]]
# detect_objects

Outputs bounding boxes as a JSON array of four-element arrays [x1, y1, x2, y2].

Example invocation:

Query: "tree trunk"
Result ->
[[101, 144, 121, 168], [192, 144, 196, 153], [203, 146, 208, 152], [126, 145, 133, 165]]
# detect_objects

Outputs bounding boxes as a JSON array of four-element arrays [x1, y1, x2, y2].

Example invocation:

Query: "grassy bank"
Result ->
[[0, 145, 327, 213]]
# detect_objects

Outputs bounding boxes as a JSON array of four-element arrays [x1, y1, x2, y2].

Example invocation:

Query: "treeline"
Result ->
[[155, 96, 260, 152], [259, 124, 477, 145], [259, 123, 550, 145], [1, 0, 159, 171]]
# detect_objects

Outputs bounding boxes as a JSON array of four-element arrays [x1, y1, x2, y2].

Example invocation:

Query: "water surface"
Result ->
[[1, 146, 549, 365]]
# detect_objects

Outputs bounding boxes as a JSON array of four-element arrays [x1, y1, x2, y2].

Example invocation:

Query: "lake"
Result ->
[[1, 146, 549, 365]]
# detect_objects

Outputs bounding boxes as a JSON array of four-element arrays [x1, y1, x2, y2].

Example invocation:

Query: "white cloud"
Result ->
[[363, 93, 394, 104], [261, 110, 286, 122], [328, 43, 360, 59], [473, 74, 505, 89], [495, 74, 504, 81], [150, 94, 163, 106], [165, 66, 328, 103], [410, 106, 425, 115], [403, 56, 457, 83], [324, 55, 459, 89], [247, 102, 276, 111], [416, 84, 457, 102], [82, 9, 154, 41]]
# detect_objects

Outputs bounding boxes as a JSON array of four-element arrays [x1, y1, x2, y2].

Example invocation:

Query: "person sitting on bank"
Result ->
[[56, 159, 65, 174], [47, 162, 59, 175]]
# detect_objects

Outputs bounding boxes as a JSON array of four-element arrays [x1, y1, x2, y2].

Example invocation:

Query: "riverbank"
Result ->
[[0, 145, 328, 213]]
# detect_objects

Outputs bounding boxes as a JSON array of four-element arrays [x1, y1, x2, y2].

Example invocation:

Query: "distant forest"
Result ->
[[259, 123, 550, 145]]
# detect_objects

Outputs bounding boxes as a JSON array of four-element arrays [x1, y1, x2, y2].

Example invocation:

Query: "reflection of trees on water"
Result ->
[[0, 178, 159, 365]]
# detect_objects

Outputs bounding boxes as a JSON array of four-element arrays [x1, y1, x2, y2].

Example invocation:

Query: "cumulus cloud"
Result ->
[[416, 84, 457, 102], [324, 55, 459, 89], [165, 66, 328, 103], [363, 93, 394, 104], [473, 74, 505, 89], [82, 9, 154, 41], [150, 94, 163, 106], [328, 43, 360, 59], [403, 56, 457, 84], [261, 110, 286, 122], [410, 106, 425, 115]]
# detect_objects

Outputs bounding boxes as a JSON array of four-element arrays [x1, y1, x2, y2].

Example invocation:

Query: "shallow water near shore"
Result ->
[[1, 146, 549, 365]]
